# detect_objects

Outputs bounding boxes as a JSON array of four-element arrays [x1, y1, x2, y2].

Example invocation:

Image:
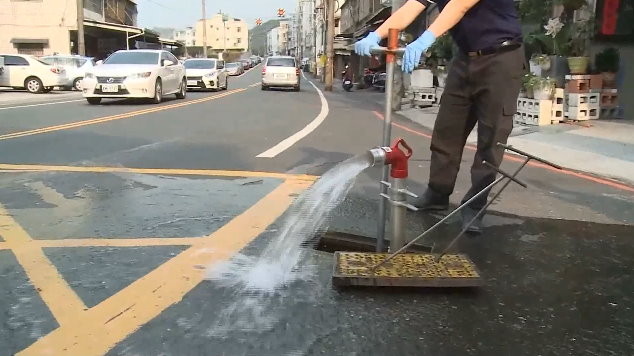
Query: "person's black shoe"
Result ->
[[412, 189, 449, 211], [461, 207, 484, 235]]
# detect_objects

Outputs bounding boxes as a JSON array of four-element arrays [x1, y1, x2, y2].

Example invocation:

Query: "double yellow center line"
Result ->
[[0, 88, 247, 141]]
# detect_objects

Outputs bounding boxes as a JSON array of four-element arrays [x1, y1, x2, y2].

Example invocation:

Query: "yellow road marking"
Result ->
[[37, 237, 201, 248], [0, 163, 318, 181], [19, 178, 312, 356], [0, 88, 246, 141], [0, 203, 87, 325]]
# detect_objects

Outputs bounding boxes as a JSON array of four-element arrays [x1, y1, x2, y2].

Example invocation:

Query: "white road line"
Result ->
[[0, 98, 85, 111], [256, 75, 329, 158]]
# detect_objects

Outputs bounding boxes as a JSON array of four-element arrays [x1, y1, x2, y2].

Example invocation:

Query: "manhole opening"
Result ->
[[312, 231, 432, 254]]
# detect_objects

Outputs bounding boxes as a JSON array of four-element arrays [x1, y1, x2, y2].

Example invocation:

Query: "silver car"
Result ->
[[261, 56, 300, 91]]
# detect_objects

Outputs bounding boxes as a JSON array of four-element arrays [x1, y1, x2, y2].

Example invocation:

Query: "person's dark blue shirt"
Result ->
[[416, 0, 522, 52]]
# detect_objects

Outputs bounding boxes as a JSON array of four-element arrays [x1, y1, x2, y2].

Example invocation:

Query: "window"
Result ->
[[104, 52, 159, 65], [237, 27, 241, 33], [167, 52, 178, 64], [2, 55, 29, 66], [184, 59, 216, 69], [237, 38, 242, 44], [266, 57, 295, 67], [16, 43, 44, 56]]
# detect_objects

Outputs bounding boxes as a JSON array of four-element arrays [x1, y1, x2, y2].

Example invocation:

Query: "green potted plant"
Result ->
[[595, 47, 620, 88], [564, 19, 593, 74], [532, 77, 556, 100], [522, 73, 537, 98]]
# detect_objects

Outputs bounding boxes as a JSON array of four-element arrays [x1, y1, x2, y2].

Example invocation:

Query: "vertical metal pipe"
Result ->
[[390, 178, 407, 251], [376, 28, 400, 252]]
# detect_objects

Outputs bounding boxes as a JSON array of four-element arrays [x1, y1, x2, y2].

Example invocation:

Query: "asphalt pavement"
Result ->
[[0, 65, 633, 356]]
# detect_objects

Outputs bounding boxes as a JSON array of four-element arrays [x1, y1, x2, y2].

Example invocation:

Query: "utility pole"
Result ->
[[77, 0, 85, 55], [391, 0, 406, 110], [201, 0, 208, 58], [324, 0, 335, 91]]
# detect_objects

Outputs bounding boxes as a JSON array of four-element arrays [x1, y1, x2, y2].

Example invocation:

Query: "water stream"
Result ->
[[205, 154, 371, 334]]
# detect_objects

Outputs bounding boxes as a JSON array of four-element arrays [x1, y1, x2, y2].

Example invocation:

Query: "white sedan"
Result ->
[[183, 58, 228, 91], [0, 54, 67, 93], [82, 50, 186, 105]]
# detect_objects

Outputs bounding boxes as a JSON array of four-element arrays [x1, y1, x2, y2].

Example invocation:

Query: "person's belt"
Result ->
[[466, 40, 522, 57]]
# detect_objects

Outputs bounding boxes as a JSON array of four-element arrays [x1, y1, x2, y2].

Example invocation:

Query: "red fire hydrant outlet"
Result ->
[[384, 138, 413, 179]]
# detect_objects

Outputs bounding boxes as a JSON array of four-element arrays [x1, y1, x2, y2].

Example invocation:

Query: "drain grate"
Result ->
[[332, 252, 483, 288]]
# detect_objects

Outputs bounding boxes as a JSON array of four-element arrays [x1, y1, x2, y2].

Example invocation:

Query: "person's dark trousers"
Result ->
[[428, 46, 526, 210]]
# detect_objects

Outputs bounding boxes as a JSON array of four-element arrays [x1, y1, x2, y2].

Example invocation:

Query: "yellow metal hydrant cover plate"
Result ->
[[332, 251, 483, 288]]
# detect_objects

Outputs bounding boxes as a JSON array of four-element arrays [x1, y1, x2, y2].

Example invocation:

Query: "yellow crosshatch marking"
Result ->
[[0, 163, 316, 356]]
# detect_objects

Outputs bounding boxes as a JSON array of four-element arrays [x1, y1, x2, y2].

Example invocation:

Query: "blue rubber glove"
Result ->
[[354, 31, 381, 57], [402, 31, 437, 73]]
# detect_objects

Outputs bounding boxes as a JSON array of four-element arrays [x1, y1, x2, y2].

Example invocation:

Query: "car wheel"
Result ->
[[73, 78, 83, 91], [223, 78, 228, 90], [25, 77, 44, 94], [261, 85, 268, 91], [86, 97, 102, 105], [152, 79, 163, 104], [294, 85, 300, 92], [176, 78, 186, 99]]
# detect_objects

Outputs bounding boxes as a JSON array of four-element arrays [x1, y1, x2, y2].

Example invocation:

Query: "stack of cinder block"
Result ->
[[408, 69, 436, 108], [514, 88, 564, 126], [600, 89, 619, 119], [564, 75, 602, 121]]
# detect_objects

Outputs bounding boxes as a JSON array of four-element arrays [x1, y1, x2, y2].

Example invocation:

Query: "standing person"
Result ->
[[355, 0, 525, 234]]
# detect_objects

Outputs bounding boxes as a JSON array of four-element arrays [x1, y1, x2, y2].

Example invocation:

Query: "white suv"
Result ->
[[0, 54, 67, 93], [82, 50, 186, 105], [261, 56, 300, 91]]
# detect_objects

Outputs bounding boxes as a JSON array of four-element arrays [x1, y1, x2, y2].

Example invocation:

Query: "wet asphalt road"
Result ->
[[0, 66, 633, 356]]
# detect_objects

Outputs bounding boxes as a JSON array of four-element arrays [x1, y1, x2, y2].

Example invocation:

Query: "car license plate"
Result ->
[[101, 84, 119, 93], [187, 80, 198, 86], [274, 74, 287, 79]]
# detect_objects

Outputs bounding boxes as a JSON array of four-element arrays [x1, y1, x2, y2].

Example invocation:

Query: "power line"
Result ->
[[141, 0, 174, 10]]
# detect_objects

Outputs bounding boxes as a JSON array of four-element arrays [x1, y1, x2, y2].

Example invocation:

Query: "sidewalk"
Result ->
[[400, 106, 634, 185], [0, 88, 82, 107]]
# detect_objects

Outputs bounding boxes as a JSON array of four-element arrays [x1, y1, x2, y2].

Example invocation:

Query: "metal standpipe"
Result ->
[[375, 29, 404, 253], [368, 138, 418, 253], [389, 178, 407, 250]]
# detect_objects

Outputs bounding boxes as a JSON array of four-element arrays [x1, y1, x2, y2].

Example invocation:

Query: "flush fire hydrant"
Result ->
[[368, 138, 419, 252]]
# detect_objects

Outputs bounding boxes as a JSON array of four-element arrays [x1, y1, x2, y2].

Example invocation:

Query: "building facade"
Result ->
[[296, 0, 316, 63], [174, 27, 196, 47], [0, 0, 139, 56], [195, 14, 249, 52], [278, 21, 291, 55], [267, 27, 280, 55]]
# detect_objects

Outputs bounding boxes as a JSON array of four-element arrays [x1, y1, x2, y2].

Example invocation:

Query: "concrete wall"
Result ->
[[195, 14, 249, 51], [0, 0, 77, 55]]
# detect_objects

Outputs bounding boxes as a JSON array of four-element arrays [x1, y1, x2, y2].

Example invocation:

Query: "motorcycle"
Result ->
[[372, 72, 387, 92], [362, 68, 375, 88], [342, 65, 354, 92]]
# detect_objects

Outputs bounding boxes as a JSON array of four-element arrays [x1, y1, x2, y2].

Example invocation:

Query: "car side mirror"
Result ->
[[162, 60, 174, 66], [96, 60, 103, 65]]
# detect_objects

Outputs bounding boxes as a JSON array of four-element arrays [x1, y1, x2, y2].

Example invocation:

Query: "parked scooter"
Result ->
[[372, 72, 387, 92], [362, 67, 375, 88], [342, 65, 354, 92]]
